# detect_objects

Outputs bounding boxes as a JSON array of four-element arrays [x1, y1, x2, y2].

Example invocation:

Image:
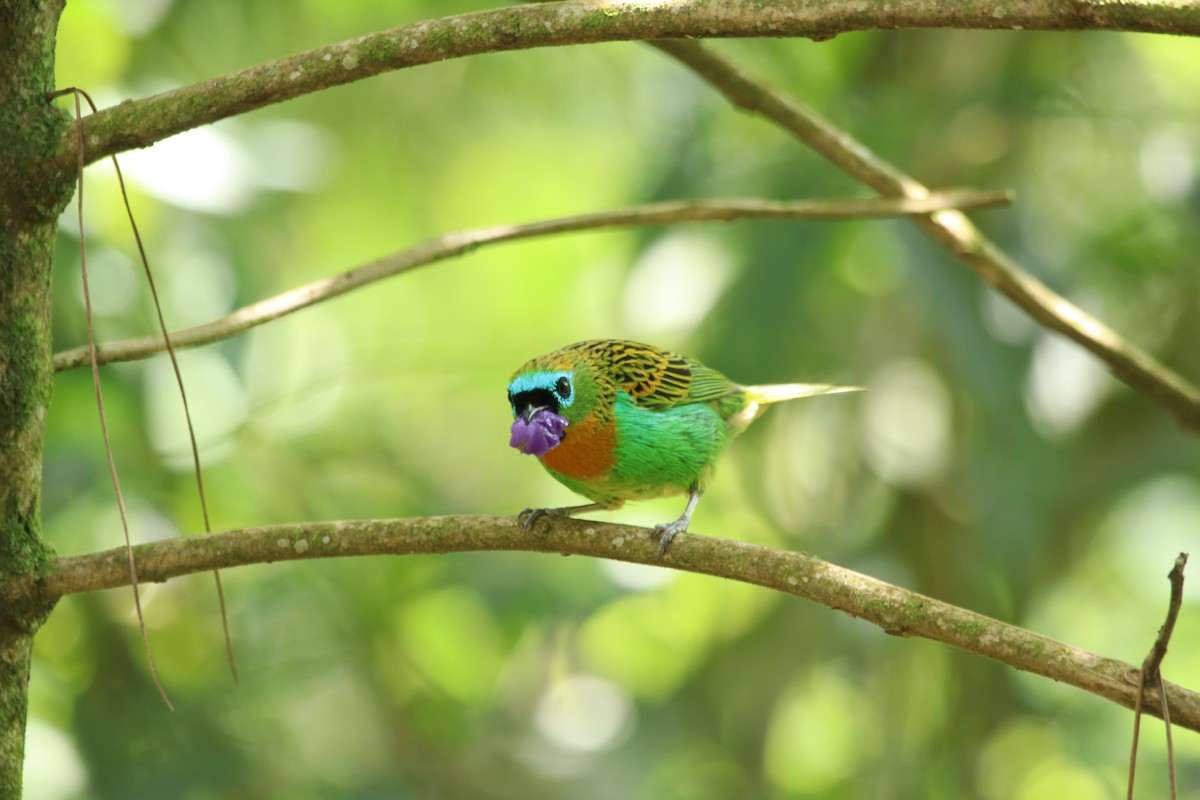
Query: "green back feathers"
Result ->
[[518, 339, 861, 427], [566, 339, 738, 410]]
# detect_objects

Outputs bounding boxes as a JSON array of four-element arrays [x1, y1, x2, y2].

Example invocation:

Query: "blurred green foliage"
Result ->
[[30, 1, 1200, 798]]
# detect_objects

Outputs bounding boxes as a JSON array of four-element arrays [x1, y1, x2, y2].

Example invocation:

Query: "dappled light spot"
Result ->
[[1024, 332, 1110, 437], [118, 121, 331, 214], [1139, 128, 1195, 202], [72, 247, 137, 317], [862, 359, 950, 485], [397, 588, 505, 704], [242, 308, 349, 438], [599, 558, 675, 592], [21, 719, 86, 800], [1100, 475, 1200, 600], [763, 668, 881, 794], [145, 350, 248, 469], [1011, 757, 1110, 799], [977, 719, 1080, 799], [622, 231, 733, 339], [159, 235, 238, 329], [981, 287, 1037, 345], [120, 127, 255, 214], [534, 673, 635, 754]]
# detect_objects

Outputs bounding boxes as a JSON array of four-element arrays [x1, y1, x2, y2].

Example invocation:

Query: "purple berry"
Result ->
[[509, 409, 569, 457]]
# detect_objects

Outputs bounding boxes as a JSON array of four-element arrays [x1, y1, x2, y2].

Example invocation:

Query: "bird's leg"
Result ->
[[654, 487, 701, 556], [519, 503, 609, 533]]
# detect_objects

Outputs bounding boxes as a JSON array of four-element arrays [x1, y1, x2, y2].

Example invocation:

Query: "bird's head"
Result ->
[[506, 352, 600, 457]]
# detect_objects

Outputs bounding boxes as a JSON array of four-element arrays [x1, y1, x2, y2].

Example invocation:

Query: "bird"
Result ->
[[507, 339, 862, 556]]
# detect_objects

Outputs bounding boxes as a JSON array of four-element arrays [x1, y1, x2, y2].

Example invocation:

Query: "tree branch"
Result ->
[[52, 191, 1010, 371], [1128, 553, 1188, 797], [651, 39, 1200, 433], [54, 0, 1199, 172], [6, 515, 1198, 731], [1144, 553, 1188, 683]]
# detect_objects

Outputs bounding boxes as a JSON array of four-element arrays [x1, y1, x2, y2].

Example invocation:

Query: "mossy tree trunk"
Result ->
[[0, 1, 1196, 796], [0, 1, 71, 795]]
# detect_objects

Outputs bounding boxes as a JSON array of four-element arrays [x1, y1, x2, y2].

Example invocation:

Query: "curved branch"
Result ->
[[52, 191, 1009, 371], [652, 39, 1200, 433], [55, 0, 1198, 171], [7, 514, 1199, 731]]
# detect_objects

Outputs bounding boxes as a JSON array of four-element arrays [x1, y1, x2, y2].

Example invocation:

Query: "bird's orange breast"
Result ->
[[539, 412, 615, 480]]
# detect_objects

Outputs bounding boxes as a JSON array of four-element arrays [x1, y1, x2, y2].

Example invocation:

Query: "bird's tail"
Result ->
[[732, 383, 864, 428], [743, 383, 865, 405]]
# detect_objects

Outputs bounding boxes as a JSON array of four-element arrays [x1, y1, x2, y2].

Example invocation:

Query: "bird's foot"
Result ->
[[653, 518, 690, 557], [518, 503, 608, 533], [654, 490, 701, 557], [518, 506, 564, 533]]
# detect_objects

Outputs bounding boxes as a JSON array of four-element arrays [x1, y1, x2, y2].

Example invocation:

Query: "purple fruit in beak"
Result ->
[[510, 409, 569, 457]]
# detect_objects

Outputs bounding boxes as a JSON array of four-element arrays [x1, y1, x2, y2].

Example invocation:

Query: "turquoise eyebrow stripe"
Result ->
[[508, 370, 574, 408]]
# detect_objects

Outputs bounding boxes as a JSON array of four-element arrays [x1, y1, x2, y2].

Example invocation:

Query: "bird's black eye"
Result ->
[[555, 376, 571, 400]]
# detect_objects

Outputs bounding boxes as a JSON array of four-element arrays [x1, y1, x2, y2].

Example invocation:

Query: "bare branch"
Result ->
[[54, 0, 1199, 171], [1143, 553, 1188, 682], [1128, 553, 1188, 797], [650, 39, 1200, 433], [6, 515, 1199, 731], [52, 191, 1009, 372]]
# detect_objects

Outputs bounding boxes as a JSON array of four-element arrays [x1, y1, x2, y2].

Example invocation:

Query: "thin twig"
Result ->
[[65, 88, 174, 711], [1129, 668, 1145, 799], [649, 39, 1200, 433], [1160, 679, 1177, 800], [1127, 553, 1187, 799], [1143, 554, 1188, 681], [101, 114, 240, 686], [1, 515, 1199, 731], [56, 86, 241, 686], [52, 190, 1009, 371]]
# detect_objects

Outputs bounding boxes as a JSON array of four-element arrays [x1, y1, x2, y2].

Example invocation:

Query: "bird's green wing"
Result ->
[[579, 340, 737, 410], [684, 358, 739, 404]]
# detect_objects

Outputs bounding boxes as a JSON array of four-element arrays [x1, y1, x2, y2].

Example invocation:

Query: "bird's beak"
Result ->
[[522, 405, 545, 423]]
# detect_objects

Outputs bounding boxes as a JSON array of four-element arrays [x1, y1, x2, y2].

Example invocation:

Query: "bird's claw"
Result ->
[[518, 507, 559, 533], [653, 520, 689, 557]]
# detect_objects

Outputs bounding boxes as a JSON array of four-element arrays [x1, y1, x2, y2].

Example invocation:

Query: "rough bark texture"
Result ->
[[54, 0, 1200, 174], [2, 515, 1195, 732], [0, 1, 70, 795]]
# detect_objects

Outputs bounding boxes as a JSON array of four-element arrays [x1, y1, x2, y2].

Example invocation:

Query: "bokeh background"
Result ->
[[30, 1, 1200, 797]]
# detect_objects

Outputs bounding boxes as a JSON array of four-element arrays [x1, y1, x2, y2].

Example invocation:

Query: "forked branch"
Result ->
[[651, 39, 1200, 432]]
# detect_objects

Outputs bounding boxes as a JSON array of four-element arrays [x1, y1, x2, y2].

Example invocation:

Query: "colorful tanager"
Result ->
[[507, 339, 861, 555]]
